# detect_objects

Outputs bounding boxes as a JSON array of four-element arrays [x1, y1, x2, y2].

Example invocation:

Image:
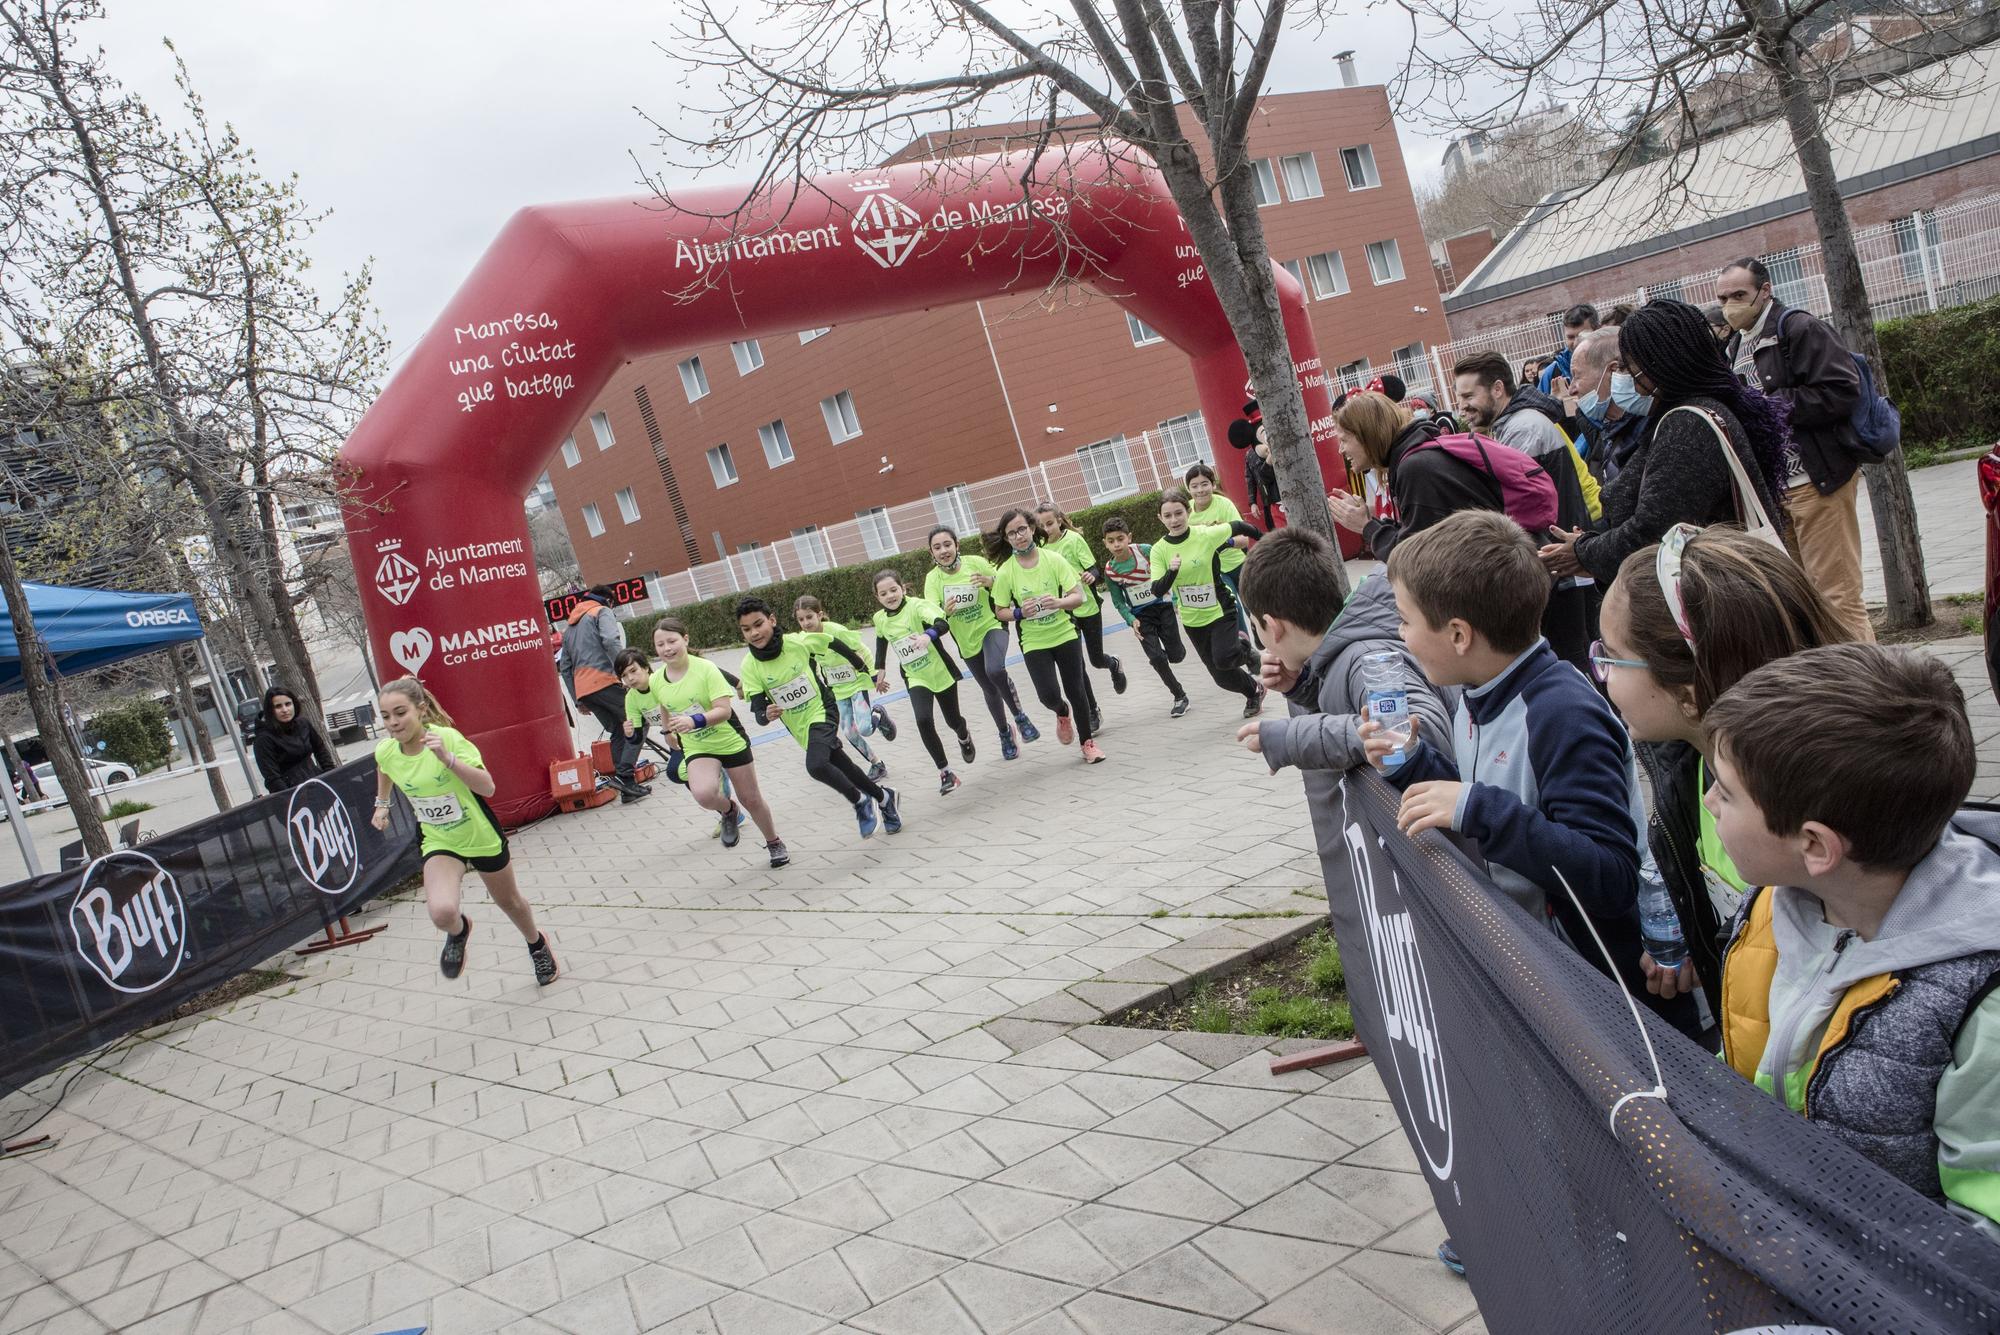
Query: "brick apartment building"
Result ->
[[1442, 42, 2000, 339], [545, 82, 1450, 596]]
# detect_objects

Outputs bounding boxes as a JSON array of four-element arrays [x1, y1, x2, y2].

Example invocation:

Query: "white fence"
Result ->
[[1429, 190, 2000, 400], [643, 422, 1220, 609]]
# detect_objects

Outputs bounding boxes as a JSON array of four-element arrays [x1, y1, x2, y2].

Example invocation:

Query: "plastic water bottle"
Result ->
[[1638, 868, 1687, 969], [1361, 651, 1411, 768]]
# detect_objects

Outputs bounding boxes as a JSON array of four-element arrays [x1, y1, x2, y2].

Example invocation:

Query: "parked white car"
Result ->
[[15, 758, 137, 803]]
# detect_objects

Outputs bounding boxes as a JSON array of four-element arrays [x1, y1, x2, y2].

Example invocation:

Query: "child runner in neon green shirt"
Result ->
[[795, 594, 895, 782], [1035, 505, 1126, 728], [1099, 513, 1190, 716], [371, 677, 557, 986], [988, 507, 1104, 763], [924, 526, 1037, 759], [1186, 461, 1256, 640], [871, 570, 975, 796], [1150, 486, 1264, 717]]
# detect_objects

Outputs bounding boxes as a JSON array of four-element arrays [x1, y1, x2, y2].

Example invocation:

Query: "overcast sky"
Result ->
[[91, 1, 1452, 364]]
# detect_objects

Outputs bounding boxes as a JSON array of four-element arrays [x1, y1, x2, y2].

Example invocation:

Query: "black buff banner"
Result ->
[[0, 759, 419, 1096], [1325, 771, 2000, 1335]]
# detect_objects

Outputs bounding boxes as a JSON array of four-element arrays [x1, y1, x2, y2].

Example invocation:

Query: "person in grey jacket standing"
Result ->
[[559, 586, 650, 802]]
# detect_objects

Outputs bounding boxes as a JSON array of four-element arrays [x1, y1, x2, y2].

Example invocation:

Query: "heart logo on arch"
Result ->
[[389, 628, 433, 675]]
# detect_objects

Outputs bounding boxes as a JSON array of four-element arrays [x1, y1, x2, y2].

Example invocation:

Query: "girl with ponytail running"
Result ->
[[1034, 504, 1126, 728], [1151, 487, 1266, 717], [922, 526, 1038, 760], [988, 508, 1105, 763], [870, 570, 976, 795], [794, 595, 896, 782], [1185, 462, 1255, 641], [371, 678, 557, 985]]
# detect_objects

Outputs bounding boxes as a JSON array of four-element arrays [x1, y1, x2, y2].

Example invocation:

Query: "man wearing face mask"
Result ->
[[1569, 328, 1648, 483], [1717, 257, 1873, 642]]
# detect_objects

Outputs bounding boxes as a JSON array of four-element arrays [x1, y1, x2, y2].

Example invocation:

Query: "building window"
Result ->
[[798, 327, 831, 344], [644, 570, 668, 610], [1340, 144, 1381, 191], [1391, 343, 1429, 393], [857, 506, 897, 559], [757, 419, 794, 468], [1279, 152, 1323, 201], [1365, 239, 1405, 285], [1336, 358, 1372, 389], [1251, 158, 1280, 207], [930, 485, 977, 535], [1306, 250, 1349, 299], [730, 339, 764, 375], [677, 356, 710, 402], [1126, 313, 1163, 347], [582, 502, 605, 538], [1766, 251, 1811, 309], [1077, 435, 1139, 503], [1158, 414, 1213, 473], [738, 543, 771, 585], [526, 471, 557, 514], [1648, 277, 1686, 304], [590, 411, 615, 449], [792, 526, 832, 573], [1890, 213, 1942, 284], [821, 390, 862, 443], [1279, 258, 1306, 290], [560, 435, 580, 468], [615, 487, 641, 524], [706, 443, 738, 488]]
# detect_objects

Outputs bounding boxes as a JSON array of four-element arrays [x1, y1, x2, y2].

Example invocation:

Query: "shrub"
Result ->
[[1877, 293, 2000, 452], [629, 489, 1173, 651], [105, 798, 153, 819], [85, 698, 173, 773]]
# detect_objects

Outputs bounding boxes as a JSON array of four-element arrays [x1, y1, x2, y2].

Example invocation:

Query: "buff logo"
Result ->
[[1346, 815, 1453, 1181], [69, 852, 186, 995], [124, 607, 193, 628], [287, 779, 359, 896]]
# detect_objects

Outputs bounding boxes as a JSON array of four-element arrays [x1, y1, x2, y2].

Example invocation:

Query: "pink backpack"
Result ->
[[1406, 430, 1559, 533]]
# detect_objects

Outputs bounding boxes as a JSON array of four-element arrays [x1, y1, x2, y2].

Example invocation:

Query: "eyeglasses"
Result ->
[[1588, 640, 1647, 684], [1655, 523, 1701, 650]]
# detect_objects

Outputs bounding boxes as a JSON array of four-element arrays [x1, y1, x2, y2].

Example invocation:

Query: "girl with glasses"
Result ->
[[987, 507, 1105, 763]]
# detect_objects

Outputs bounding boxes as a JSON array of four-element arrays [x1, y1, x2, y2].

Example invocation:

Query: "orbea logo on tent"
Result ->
[[373, 538, 421, 607], [1345, 815, 1454, 1181], [125, 607, 193, 628], [69, 852, 186, 995], [286, 779, 359, 896]]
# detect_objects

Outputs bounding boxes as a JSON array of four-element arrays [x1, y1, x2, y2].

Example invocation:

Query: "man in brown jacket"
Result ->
[[559, 586, 651, 802], [1718, 257, 1874, 641]]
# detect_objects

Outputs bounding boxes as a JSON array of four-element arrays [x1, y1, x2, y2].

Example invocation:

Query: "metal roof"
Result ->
[[1446, 43, 2000, 309]]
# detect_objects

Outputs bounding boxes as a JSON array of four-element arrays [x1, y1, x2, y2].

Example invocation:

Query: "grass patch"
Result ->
[[1111, 926, 1353, 1040], [104, 798, 153, 819]]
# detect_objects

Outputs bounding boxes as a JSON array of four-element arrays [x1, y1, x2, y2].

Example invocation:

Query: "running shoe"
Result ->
[[719, 801, 742, 849], [999, 730, 1019, 761], [440, 917, 471, 980], [709, 818, 722, 840], [938, 770, 962, 797], [873, 706, 898, 741], [957, 734, 976, 764], [854, 797, 879, 839], [866, 759, 889, 783], [879, 785, 903, 834], [1090, 711, 1103, 735], [1014, 713, 1040, 743], [766, 839, 790, 869], [528, 933, 559, 987], [1108, 657, 1128, 694], [1056, 714, 1074, 745], [1080, 740, 1106, 764], [1170, 695, 1191, 719], [1436, 1239, 1466, 1278], [1242, 686, 1267, 719]]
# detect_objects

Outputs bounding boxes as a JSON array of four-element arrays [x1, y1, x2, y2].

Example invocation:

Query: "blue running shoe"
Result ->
[[879, 785, 903, 834], [854, 797, 879, 839], [1436, 1239, 1465, 1278], [1015, 714, 1040, 743], [999, 730, 1019, 761]]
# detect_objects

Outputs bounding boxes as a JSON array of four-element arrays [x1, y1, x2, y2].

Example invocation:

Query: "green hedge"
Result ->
[[630, 490, 1173, 651], [1878, 293, 2000, 451], [85, 697, 173, 773]]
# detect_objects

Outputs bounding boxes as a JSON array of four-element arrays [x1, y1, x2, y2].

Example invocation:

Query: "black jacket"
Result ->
[[1731, 299, 1862, 494], [1360, 419, 1501, 562], [1637, 740, 1730, 992], [254, 719, 338, 793]]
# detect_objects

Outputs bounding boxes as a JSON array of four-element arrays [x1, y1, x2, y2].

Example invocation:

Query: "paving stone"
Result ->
[[982, 1019, 1074, 1055], [940, 1261, 1082, 1332], [1229, 1182, 1393, 1248], [1160, 1032, 1271, 1069], [847, 1276, 983, 1335], [1098, 1163, 1241, 1223], [751, 1249, 873, 1320], [1105, 1241, 1264, 1318], [1247, 1263, 1437, 1334], [1065, 981, 1166, 1017], [834, 1235, 962, 1303], [1341, 1247, 1481, 1331], [1191, 1226, 1352, 1300], [1063, 1289, 1229, 1335]]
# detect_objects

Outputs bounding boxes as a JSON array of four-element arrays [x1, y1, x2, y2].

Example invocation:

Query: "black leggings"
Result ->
[[966, 627, 1024, 733], [1133, 608, 1187, 698], [909, 682, 970, 769], [1187, 619, 1260, 699], [803, 720, 885, 804], [1022, 638, 1093, 742]]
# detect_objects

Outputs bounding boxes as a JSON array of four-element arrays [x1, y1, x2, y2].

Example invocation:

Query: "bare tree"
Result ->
[[659, 0, 1349, 588], [1394, 0, 2000, 630], [528, 506, 582, 595]]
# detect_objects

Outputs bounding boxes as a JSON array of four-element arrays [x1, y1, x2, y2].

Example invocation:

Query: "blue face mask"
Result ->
[[1577, 390, 1609, 426], [1611, 372, 1653, 417]]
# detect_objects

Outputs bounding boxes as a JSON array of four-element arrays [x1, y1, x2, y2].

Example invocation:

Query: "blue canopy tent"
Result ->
[[0, 582, 259, 875]]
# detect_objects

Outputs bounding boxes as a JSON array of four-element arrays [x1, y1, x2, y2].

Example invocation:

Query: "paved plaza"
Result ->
[[0, 457, 1994, 1335]]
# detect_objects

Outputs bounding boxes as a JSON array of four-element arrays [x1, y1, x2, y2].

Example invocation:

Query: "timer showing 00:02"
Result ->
[[542, 576, 649, 625]]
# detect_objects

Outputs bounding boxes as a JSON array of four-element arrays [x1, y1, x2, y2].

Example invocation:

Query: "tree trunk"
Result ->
[[167, 645, 232, 813], [3, 734, 41, 803], [0, 526, 109, 857], [1747, 0, 1931, 630]]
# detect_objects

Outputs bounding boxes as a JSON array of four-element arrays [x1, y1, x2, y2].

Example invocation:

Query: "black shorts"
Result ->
[[685, 747, 756, 772], [424, 843, 511, 874]]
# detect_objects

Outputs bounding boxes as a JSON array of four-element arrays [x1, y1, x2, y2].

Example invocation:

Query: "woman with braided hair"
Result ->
[[1540, 300, 1791, 585]]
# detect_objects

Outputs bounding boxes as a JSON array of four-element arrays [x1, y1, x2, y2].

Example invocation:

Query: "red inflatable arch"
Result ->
[[339, 147, 1347, 822]]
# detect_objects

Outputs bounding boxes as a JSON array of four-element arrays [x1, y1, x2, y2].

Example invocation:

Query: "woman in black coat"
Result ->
[[253, 687, 339, 792]]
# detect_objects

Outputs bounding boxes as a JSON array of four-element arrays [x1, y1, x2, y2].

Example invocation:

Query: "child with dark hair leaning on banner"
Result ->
[[616, 621, 789, 869], [1035, 503, 1126, 730], [1703, 644, 2000, 1244], [793, 595, 895, 783], [870, 569, 976, 796], [1594, 525, 1849, 1001], [735, 597, 903, 838], [987, 507, 1104, 763], [1099, 514, 1191, 717], [1149, 487, 1265, 717], [372, 677, 557, 985], [922, 526, 1038, 759]]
